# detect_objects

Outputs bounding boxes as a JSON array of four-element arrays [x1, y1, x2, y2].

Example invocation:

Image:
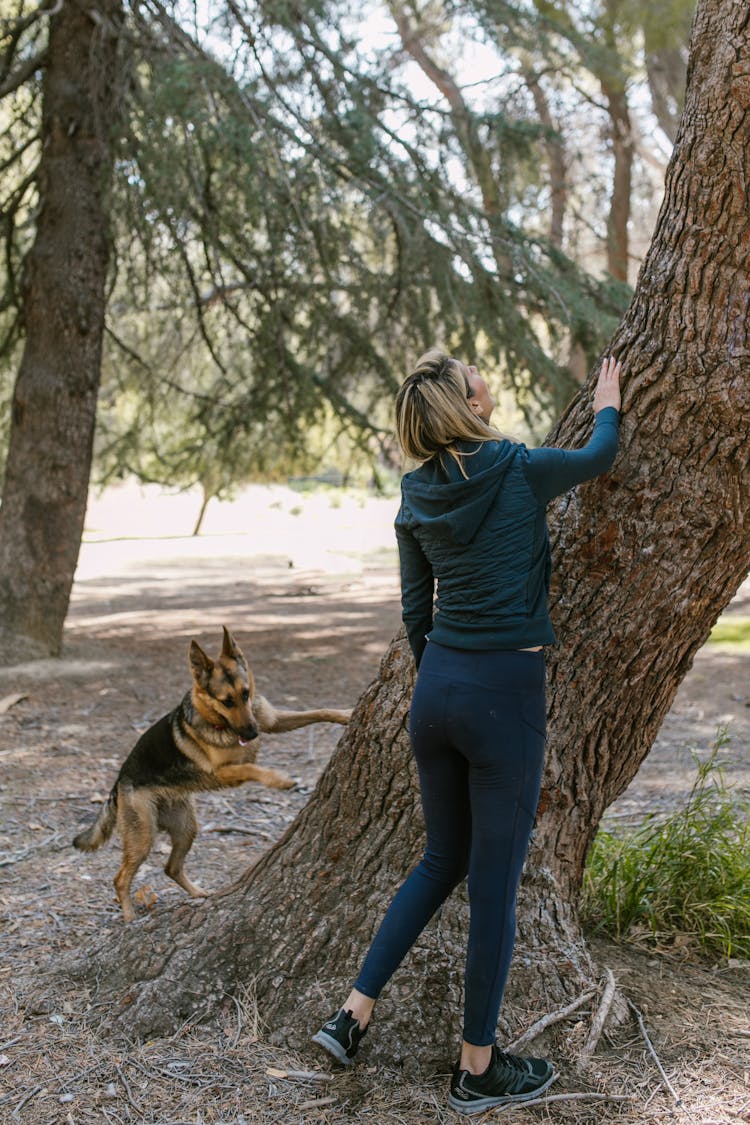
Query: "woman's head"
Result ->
[[395, 349, 499, 466]]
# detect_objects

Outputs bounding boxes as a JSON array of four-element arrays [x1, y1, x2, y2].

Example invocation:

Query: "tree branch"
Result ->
[[0, 0, 61, 40], [0, 47, 47, 99]]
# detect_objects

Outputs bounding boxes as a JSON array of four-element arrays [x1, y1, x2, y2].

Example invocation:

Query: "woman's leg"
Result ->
[[352, 659, 471, 1001], [449, 652, 547, 1057], [314, 646, 472, 1065]]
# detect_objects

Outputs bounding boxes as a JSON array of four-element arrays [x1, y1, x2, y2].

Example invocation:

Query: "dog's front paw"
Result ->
[[268, 769, 296, 790]]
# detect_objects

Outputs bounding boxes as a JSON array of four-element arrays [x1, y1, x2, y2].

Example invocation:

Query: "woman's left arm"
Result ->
[[395, 520, 434, 669], [524, 356, 622, 505]]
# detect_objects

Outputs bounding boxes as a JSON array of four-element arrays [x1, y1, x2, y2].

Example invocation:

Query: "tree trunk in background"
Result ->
[[523, 67, 567, 249], [0, 1, 124, 658], [646, 46, 689, 143], [602, 82, 633, 282], [72, 0, 749, 1071]]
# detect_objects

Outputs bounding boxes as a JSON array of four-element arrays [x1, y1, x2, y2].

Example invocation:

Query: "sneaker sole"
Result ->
[[448, 1069, 557, 1115], [311, 1029, 355, 1067]]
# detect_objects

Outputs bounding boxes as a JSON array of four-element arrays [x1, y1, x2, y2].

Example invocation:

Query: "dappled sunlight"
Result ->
[[70, 485, 402, 647]]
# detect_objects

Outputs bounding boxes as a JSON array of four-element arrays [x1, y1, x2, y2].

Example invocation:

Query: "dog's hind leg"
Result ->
[[159, 798, 207, 899], [114, 788, 156, 923]]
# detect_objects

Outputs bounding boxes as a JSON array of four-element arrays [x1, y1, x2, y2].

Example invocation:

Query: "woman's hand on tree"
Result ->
[[593, 355, 622, 413]]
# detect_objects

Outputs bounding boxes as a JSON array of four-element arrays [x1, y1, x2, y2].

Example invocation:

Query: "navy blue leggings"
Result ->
[[354, 641, 547, 1046]]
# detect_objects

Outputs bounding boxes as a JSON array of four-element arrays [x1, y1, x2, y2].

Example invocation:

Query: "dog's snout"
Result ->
[[238, 722, 259, 745]]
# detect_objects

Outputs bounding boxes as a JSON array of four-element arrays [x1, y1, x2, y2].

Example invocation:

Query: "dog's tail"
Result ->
[[73, 786, 118, 851]]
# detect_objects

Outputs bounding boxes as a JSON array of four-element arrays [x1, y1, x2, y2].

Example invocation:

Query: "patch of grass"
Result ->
[[707, 615, 750, 650], [582, 731, 750, 961]]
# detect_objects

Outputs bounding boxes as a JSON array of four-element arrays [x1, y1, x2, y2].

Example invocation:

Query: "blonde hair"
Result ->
[[395, 349, 504, 476]]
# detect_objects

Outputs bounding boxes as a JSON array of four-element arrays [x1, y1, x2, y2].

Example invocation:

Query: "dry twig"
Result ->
[[11, 1084, 42, 1118], [629, 1000, 682, 1105], [535, 1092, 633, 1105], [115, 1063, 142, 1114], [297, 1094, 338, 1110], [507, 987, 597, 1051], [579, 968, 618, 1066], [0, 692, 27, 714]]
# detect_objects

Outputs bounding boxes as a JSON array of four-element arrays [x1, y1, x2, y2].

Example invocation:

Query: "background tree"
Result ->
[[0, 0, 125, 657], [365, 0, 693, 375], [73, 0, 750, 1067], [640, 0, 693, 140], [464, 0, 695, 279]]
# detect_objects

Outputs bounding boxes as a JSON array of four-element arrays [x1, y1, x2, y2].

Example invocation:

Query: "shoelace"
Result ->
[[494, 1049, 530, 1074]]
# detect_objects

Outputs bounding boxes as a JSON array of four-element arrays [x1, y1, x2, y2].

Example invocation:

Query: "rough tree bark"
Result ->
[[72, 0, 749, 1072], [0, 0, 124, 658]]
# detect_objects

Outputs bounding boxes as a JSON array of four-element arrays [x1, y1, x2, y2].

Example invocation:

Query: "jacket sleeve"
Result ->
[[395, 516, 434, 669], [523, 406, 620, 505]]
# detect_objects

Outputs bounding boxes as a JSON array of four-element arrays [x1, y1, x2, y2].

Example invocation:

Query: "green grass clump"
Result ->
[[708, 615, 750, 650], [582, 733, 750, 960]]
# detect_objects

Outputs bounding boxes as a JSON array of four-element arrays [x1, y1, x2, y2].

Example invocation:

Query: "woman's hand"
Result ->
[[593, 355, 622, 413]]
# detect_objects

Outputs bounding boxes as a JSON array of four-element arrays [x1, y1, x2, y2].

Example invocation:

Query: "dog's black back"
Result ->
[[117, 698, 204, 791]]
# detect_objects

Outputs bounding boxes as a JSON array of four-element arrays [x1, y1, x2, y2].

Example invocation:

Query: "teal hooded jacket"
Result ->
[[395, 406, 619, 666]]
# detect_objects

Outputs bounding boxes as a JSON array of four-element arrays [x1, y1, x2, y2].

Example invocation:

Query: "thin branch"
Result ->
[[0, 0, 61, 39], [0, 130, 38, 177], [104, 325, 227, 408], [0, 48, 47, 99], [629, 1000, 682, 1105], [534, 1092, 633, 1105], [115, 1064, 143, 1116], [11, 1085, 43, 1119]]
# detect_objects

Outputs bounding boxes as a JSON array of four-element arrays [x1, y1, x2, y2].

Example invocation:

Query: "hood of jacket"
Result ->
[[398, 440, 519, 546]]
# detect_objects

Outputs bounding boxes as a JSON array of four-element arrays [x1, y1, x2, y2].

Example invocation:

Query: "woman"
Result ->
[[313, 349, 622, 1115]]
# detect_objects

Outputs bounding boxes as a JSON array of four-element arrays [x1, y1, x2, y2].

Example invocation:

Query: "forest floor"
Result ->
[[0, 483, 749, 1125]]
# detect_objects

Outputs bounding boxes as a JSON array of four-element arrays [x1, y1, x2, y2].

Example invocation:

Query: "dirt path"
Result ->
[[0, 484, 748, 1124]]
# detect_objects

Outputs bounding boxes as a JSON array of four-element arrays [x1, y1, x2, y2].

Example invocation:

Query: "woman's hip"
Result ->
[[416, 639, 545, 695]]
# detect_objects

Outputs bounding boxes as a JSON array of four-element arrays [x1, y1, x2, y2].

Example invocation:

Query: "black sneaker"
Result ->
[[448, 1044, 556, 1114], [312, 1008, 367, 1067]]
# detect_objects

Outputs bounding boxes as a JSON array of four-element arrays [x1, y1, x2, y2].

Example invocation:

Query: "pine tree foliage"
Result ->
[[0, 0, 647, 499], [0, 2, 46, 448]]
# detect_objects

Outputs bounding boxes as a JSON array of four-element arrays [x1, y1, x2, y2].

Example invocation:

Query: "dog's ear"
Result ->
[[189, 639, 213, 687], [221, 626, 244, 664]]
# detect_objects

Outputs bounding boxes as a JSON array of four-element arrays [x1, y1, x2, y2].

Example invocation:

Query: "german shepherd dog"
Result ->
[[73, 627, 351, 921]]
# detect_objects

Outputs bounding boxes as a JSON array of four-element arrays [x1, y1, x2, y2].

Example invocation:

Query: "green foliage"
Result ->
[[2, 0, 640, 491], [0, 7, 44, 418], [89, 0, 631, 496], [582, 733, 750, 960], [638, 0, 695, 54]]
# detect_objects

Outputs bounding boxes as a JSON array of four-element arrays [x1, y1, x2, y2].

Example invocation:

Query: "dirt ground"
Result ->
[[0, 484, 749, 1125]]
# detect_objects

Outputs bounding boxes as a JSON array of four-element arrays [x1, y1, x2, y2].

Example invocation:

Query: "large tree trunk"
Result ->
[[0, 0, 124, 659], [73, 0, 749, 1071]]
